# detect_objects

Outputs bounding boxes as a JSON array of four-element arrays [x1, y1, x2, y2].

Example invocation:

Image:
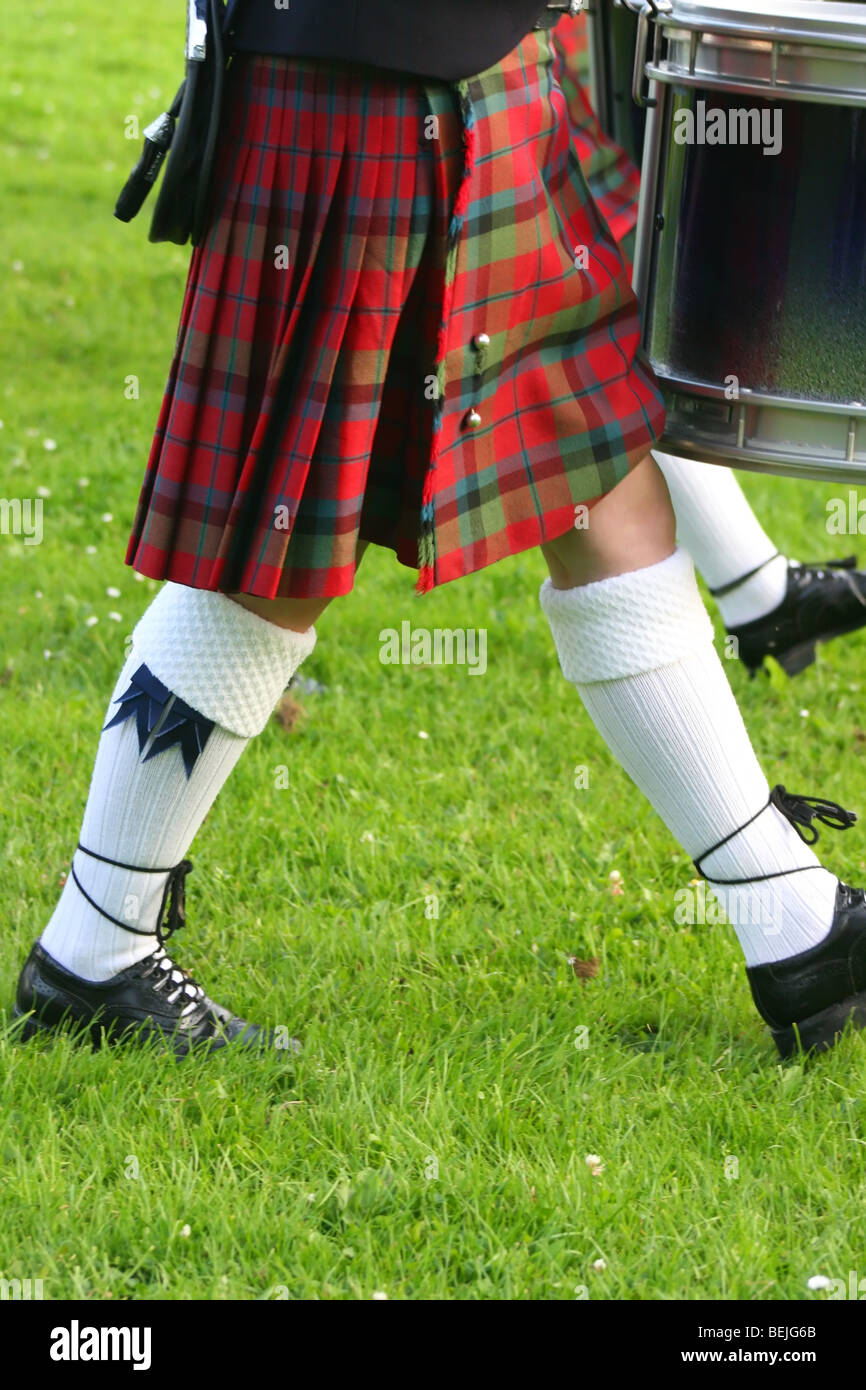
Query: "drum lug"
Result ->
[[631, 0, 673, 108], [632, 10, 657, 108]]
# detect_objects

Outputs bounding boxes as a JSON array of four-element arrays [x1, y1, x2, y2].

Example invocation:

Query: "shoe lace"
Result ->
[[147, 945, 206, 1016], [70, 847, 193, 944], [837, 881, 866, 911], [693, 785, 857, 883], [69, 850, 203, 1015], [155, 858, 193, 944], [793, 556, 866, 609], [769, 785, 858, 845]]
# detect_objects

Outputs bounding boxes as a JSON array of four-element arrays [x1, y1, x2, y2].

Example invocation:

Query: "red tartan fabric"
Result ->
[[126, 30, 664, 598], [128, 56, 447, 599]]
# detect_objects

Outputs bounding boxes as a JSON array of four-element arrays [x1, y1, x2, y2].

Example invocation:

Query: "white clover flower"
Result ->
[[108, 612, 122, 623], [179, 1224, 191, 1239], [806, 1275, 832, 1291], [106, 586, 121, 598], [590, 1258, 607, 1273], [101, 513, 113, 523], [372, 1291, 388, 1301], [43, 439, 56, 452], [418, 730, 429, 739], [85, 545, 97, 555], [36, 486, 51, 497], [585, 1154, 605, 1176], [85, 615, 98, 628]]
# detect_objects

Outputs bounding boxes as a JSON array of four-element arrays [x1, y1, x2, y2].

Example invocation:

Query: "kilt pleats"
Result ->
[[126, 29, 664, 599]]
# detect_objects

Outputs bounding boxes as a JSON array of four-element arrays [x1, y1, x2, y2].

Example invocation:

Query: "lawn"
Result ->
[[2, 0, 866, 1301]]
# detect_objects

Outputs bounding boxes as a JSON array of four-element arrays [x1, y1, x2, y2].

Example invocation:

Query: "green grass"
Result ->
[[3, 0, 866, 1302]]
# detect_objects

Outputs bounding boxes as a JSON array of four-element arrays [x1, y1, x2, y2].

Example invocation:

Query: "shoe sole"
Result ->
[[745, 614, 866, 678], [11, 1004, 270, 1056], [13, 1003, 184, 1052], [771, 989, 866, 1058], [776, 640, 818, 677], [745, 639, 817, 678]]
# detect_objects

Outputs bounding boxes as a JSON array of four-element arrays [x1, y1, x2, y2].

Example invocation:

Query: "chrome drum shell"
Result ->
[[633, 0, 866, 481]]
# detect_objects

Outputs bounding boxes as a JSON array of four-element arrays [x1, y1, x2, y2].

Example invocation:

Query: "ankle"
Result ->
[[716, 553, 789, 628]]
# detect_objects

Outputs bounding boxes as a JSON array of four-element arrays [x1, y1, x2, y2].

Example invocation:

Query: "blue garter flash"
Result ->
[[104, 663, 214, 778]]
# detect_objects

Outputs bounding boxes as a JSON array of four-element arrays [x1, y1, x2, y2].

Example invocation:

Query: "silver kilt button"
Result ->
[[472, 332, 490, 351], [464, 409, 482, 430]]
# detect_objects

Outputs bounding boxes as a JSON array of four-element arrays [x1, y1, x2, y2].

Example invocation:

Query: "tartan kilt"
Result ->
[[126, 28, 664, 599]]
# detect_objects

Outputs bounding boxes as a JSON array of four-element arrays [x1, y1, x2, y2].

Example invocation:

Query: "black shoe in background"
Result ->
[[727, 557, 866, 675]]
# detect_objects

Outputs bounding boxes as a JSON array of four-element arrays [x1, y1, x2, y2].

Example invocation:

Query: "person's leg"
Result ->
[[655, 451, 866, 675], [539, 456, 840, 969], [36, 586, 334, 988], [36, 539, 372, 995], [652, 451, 788, 627], [226, 589, 345, 631]]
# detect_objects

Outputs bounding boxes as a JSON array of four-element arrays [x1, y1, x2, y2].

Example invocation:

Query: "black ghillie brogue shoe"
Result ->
[[694, 786, 866, 1058], [719, 554, 866, 676], [747, 881, 866, 1059], [14, 848, 279, 1057]]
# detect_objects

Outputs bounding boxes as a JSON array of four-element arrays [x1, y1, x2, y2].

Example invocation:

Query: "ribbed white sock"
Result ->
[[539, 548, 838, 966], [654, 451, 790, 627], [39, 584, 316, 983]]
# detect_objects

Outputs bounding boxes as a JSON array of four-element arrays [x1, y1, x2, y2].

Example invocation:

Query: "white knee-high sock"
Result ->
[[39, 583, 316, 982], [539, 548, 838, 966], [654, 451, 790, 627]]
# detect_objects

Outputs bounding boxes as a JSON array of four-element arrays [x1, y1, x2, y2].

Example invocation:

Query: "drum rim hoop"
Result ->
[[656, 376, 866, 416], [653, 0, 866, 49]]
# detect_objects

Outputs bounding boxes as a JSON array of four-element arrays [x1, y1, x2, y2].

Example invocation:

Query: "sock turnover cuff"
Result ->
[[131, 583, 316, 738], [539, 546, 714, 684]]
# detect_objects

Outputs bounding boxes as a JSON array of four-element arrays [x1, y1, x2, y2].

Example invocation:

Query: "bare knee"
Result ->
[[227, 540, 370, 630], [226, 591, 334, 631], [542, 453, 676, 589]]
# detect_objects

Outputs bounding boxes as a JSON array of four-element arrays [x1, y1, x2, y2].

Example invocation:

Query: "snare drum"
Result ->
[[633, 0, 866, 482]]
